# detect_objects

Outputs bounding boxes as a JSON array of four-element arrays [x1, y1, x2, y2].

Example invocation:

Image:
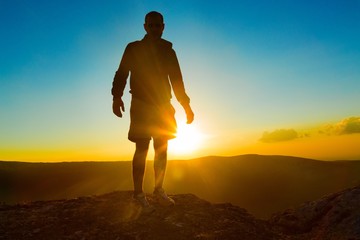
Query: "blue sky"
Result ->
[[1, 0, 359, 161]]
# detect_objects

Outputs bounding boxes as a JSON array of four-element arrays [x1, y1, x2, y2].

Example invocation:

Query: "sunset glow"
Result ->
[[169, 123, 205, 155], [1, 1, 359, 161]]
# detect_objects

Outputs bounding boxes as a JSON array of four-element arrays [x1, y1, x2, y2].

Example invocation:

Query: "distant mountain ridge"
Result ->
[[1, 154, 360, 218]]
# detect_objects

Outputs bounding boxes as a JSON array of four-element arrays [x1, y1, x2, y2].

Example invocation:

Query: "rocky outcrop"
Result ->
[[0, 192, 280, 240], [1, 186, 360, 240], [270, 185, 360, 240]]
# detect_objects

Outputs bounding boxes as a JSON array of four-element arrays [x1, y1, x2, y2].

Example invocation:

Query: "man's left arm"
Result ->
[[168, 49, 194, 124]]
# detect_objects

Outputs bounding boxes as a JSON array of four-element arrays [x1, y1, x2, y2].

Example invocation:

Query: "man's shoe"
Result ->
[[153, 188, 175, 206], [133, 192, 151, 208]]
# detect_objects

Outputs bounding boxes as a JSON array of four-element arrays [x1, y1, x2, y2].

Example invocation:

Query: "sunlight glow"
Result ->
[[169, 123, 205, 154]]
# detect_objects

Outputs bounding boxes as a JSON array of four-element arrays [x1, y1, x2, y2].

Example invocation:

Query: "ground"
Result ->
[[1, 186, 360, 240], [0, 192, 280, 240]]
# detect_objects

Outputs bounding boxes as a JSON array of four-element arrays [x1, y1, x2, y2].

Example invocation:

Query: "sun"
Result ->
[[169, 123, 205, 154]]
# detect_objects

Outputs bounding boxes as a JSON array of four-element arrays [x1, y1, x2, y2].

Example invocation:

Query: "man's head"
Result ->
[[144, 11, 164, 40]]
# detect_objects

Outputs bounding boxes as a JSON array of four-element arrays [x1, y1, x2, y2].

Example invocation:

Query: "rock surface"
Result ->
[[0, 192, 279, 240], [271, 185, 360, 240], [1, 186, 360, 240]]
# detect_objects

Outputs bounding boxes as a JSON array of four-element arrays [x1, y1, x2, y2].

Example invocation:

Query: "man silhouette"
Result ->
[[112, 11, 194, 207]]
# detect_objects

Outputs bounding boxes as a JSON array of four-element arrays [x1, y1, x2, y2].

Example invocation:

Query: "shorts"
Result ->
[[128, 97, 177, 142]]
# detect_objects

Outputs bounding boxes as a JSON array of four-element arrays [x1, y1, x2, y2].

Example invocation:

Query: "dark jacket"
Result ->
[[112, 35, 190, 106]]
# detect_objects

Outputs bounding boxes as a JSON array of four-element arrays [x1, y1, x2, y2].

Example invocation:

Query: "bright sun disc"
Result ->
[[169, 123, 204, 154]]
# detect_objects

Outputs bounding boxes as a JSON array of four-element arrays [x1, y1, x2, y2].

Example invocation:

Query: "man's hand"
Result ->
[[112, 98, 125, 118], [183, 103, 194, 124]]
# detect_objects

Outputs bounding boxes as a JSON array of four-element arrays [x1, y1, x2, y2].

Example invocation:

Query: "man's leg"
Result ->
[[133, 139, 150, 195], [153, 138, 175, 206], [153, 138, 168, 190]]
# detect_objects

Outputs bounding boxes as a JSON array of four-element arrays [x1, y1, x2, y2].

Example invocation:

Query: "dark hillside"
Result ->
[[1, 155, 360, 218]]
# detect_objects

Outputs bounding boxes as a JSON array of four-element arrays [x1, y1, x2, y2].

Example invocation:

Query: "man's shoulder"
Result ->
[[160, 39, 173, 49], [127, 40, 142, 48]]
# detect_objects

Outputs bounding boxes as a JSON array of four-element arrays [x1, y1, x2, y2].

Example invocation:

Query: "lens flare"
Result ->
[[169, 123, 204, 154]]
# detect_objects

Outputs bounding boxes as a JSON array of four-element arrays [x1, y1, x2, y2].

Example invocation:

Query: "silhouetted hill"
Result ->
[[1, 155, 360, 218], [1, 186, 360, 239]]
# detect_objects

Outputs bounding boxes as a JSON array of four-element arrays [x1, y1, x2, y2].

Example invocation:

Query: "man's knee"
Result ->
[[133, 139, 150, 168], [153, 138, 168, 169], [135, 139, 150, 152], [153, 138, 168, 151]]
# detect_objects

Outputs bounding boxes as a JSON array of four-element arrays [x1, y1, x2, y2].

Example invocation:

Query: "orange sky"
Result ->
[[1, 115, 359, 162]]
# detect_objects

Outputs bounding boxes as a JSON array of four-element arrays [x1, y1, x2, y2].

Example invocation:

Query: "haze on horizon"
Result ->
[[1, 0, 360, 162]]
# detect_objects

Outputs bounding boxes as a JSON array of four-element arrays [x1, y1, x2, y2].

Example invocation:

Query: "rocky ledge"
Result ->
[[1, 186, 360, 240]]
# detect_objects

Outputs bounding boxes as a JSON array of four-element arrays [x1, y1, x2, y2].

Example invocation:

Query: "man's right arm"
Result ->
[[112, 44, 131, 118]]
